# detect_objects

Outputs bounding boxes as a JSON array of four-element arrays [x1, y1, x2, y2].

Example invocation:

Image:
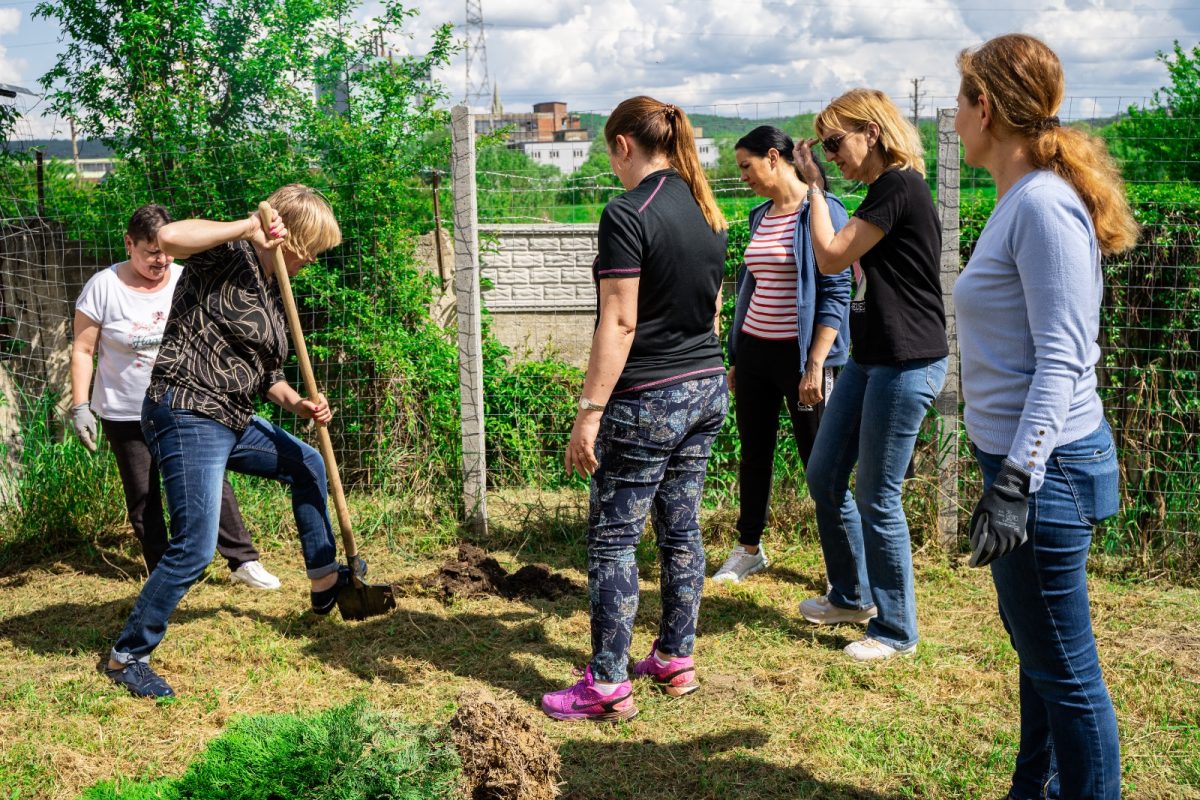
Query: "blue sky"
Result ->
[[2, 0, 1197, 139]]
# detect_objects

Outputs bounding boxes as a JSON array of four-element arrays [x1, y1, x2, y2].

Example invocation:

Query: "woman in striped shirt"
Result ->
[[717, 126, 852, 584]]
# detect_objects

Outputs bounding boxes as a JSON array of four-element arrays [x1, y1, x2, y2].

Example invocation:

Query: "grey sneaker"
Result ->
[[230, 560, 281, 590], [798, 593, 877, 625], [844, 636, 916, 661], [712, 545, 768, 584]]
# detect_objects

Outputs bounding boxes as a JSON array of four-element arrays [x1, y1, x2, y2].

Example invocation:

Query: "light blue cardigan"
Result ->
[[728, 195, 853, 373]]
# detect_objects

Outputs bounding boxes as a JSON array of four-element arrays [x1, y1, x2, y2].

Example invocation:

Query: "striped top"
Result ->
[[741, 211, 799, 340]]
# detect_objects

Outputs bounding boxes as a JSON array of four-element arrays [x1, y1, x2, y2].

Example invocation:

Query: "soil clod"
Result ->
[[450, 688, 561, 800], [423, 544, 574, 601]]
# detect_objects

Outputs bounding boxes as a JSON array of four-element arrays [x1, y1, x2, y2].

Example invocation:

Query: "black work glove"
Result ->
[[968, 460, 1032, 568]]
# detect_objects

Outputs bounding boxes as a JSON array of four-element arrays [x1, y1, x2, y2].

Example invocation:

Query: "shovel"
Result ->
[[258, 203, 396, 621]]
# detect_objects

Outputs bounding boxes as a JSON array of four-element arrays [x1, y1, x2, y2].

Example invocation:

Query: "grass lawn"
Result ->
[[1, 489, 1197, 799]]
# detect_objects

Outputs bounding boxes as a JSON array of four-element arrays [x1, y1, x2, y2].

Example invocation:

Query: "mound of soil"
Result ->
[[450, 688, 561, 800], [422, 544, 574, 601]]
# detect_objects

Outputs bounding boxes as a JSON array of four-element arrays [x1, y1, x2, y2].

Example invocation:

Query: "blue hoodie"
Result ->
[[728, 195, 852, 373]]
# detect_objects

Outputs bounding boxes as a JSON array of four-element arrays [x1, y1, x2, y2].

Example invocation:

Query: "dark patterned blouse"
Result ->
[[147, 240, 288, 432]]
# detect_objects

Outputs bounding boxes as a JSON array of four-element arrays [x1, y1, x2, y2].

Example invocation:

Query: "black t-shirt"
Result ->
[[594, 169, 728, 394], [849, 168, 949, 364]]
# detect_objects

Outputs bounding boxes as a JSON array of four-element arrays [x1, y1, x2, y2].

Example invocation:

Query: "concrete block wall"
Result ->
[[479, 224, 598, 312]]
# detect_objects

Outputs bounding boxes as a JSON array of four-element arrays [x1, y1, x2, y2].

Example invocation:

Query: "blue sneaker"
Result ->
[[105, 661, 175, 698]]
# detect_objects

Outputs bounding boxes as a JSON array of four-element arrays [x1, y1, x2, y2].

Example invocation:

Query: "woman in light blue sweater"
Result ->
[[954, 34, 1138, 800]]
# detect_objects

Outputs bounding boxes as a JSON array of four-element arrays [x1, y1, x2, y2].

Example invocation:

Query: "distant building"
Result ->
[[478, 91, 718, 175]]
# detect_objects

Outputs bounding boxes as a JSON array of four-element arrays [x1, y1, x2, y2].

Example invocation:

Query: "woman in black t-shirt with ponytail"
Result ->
[[792, 88, 949, 662], [541, 96, 729, 722]]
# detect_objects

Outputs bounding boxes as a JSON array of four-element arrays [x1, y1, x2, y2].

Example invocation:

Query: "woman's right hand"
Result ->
[[727, 365, 737, 396], [70, 403, 98, 452], [244, 208, 288, 250], [794, 139, 826, 189]]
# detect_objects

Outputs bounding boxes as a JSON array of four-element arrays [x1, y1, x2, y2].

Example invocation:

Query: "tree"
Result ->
[[1104, 42, 1200, 182]]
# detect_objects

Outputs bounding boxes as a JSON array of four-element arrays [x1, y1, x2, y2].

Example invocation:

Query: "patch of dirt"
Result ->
[[422, 544, 574, 601], [450, 688, 561, 800]]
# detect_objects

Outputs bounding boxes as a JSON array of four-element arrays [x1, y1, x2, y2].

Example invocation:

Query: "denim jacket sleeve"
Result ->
[[795, 195, 852, 374]]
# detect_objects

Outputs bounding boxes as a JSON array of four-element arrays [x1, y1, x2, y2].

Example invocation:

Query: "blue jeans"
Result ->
[[806, 356, 946, 649], [111, 393, 340, 664], [975, 422, 1121, 800], [588, 375, 728, 683]]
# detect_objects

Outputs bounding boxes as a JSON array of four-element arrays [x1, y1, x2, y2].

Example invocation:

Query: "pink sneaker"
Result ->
[[633, 641, 699, 697], [541, 666, 637, 722]]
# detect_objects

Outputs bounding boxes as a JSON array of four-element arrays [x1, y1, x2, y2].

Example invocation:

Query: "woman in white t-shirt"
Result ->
[[70, 204, 279, 589]]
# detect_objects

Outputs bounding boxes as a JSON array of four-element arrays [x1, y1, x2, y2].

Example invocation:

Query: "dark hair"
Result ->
[[126, 204, 172, 244], [734, 125, 827, 186], [605, 96, 726, 231]]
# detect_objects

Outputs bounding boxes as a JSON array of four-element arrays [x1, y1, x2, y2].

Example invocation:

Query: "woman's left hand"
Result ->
[[565, 410, 602, 479], [296, 393, 333, 426], [799, 364, 824, 406]]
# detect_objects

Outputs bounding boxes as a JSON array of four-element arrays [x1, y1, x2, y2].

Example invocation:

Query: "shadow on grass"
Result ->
[[0, 537, 148, 584], [558, 729, 906, 800], [0, 598, 227, 659]]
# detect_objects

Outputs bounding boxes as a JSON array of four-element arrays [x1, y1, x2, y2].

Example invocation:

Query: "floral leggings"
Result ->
[[588, 374, 728, 683]]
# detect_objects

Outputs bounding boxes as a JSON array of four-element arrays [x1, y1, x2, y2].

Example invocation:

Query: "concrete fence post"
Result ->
[[935, 108, 962, 549], [450, 105, 488, 535]]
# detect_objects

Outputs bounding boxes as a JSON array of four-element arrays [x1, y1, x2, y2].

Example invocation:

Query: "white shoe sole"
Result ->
[[798, 606, 877, 625], [230, 574, 281, 591], [711, 561, 767, 584]]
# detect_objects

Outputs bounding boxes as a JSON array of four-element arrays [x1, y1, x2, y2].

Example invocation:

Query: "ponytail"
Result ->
[[1031, 126, 1139, 256], [958, 34, 1138, 256], [606, 96, 727, 232]]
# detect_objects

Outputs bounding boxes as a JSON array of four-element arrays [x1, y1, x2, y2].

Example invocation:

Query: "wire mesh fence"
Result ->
[[0, 94, 1195, 575]]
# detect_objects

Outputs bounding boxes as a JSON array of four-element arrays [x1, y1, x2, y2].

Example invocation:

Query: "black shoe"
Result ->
[[310, 565, 352, 615], [105, 661, 175, 698]]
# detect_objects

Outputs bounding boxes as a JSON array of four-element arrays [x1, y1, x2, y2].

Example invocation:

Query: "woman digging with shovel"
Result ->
[[105, 185, 365, 699]]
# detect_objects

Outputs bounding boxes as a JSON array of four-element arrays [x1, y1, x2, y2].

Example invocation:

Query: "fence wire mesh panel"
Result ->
[[0, 94, 1194, 576], [465, 98, 1199, 576]]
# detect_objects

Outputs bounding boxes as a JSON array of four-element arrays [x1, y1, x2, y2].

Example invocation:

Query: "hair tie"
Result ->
[[663, 104, 677, 121], [1035, 115, 1060, 131]]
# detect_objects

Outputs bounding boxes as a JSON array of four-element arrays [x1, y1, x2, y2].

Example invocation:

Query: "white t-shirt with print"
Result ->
[[75, 263, 182, 421]]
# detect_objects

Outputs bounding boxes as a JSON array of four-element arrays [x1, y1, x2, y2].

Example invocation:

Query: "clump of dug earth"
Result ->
[[422, 543, 575, 602], [451, 688, 562, 800]]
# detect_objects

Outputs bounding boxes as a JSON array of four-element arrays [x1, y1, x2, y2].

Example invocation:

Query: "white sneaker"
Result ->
[[230, 560, 281, 590], [712, 545, 769, 584], [798, 594, 877, 625], [844, 636, 916, 661]]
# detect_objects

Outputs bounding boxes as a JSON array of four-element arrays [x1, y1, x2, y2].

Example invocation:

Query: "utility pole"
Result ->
[[464, 0, 491, 107], [909, 77, 926, 133], [69, 117, 82, 187]]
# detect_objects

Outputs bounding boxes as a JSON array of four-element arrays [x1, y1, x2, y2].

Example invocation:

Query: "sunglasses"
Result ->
[[820, 130, 858, 155]]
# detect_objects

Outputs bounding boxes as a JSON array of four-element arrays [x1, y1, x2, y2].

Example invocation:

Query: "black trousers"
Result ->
[[733, 335, 834, 547], [102, 418, 259, 575]]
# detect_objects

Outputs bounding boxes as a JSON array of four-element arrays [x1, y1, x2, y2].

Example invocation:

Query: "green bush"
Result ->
[[78, 700, 461, 800]]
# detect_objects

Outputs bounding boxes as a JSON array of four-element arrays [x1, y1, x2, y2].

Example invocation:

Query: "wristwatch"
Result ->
[[806, 185, 825, 200], [578, 396, 606, 412]]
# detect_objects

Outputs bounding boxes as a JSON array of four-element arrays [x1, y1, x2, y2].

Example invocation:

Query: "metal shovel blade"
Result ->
[[336, 577, 397, 621]]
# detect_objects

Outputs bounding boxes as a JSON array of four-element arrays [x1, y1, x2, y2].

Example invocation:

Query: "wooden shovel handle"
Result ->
[[257, 203, 357, 563]]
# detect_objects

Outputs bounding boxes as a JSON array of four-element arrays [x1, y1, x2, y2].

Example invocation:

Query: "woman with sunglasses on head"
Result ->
[[541, 97, 729, 722], [713, 125, 852, 584], [791, 89, 948, 661], [955, 35, 1136, 799]]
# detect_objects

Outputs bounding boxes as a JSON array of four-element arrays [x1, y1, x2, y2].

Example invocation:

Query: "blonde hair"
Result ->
[[958, 34, 1138, 255], [605, 96, 727, 232], [266, 184, 342, 262], [814, 88, 926, 176]]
